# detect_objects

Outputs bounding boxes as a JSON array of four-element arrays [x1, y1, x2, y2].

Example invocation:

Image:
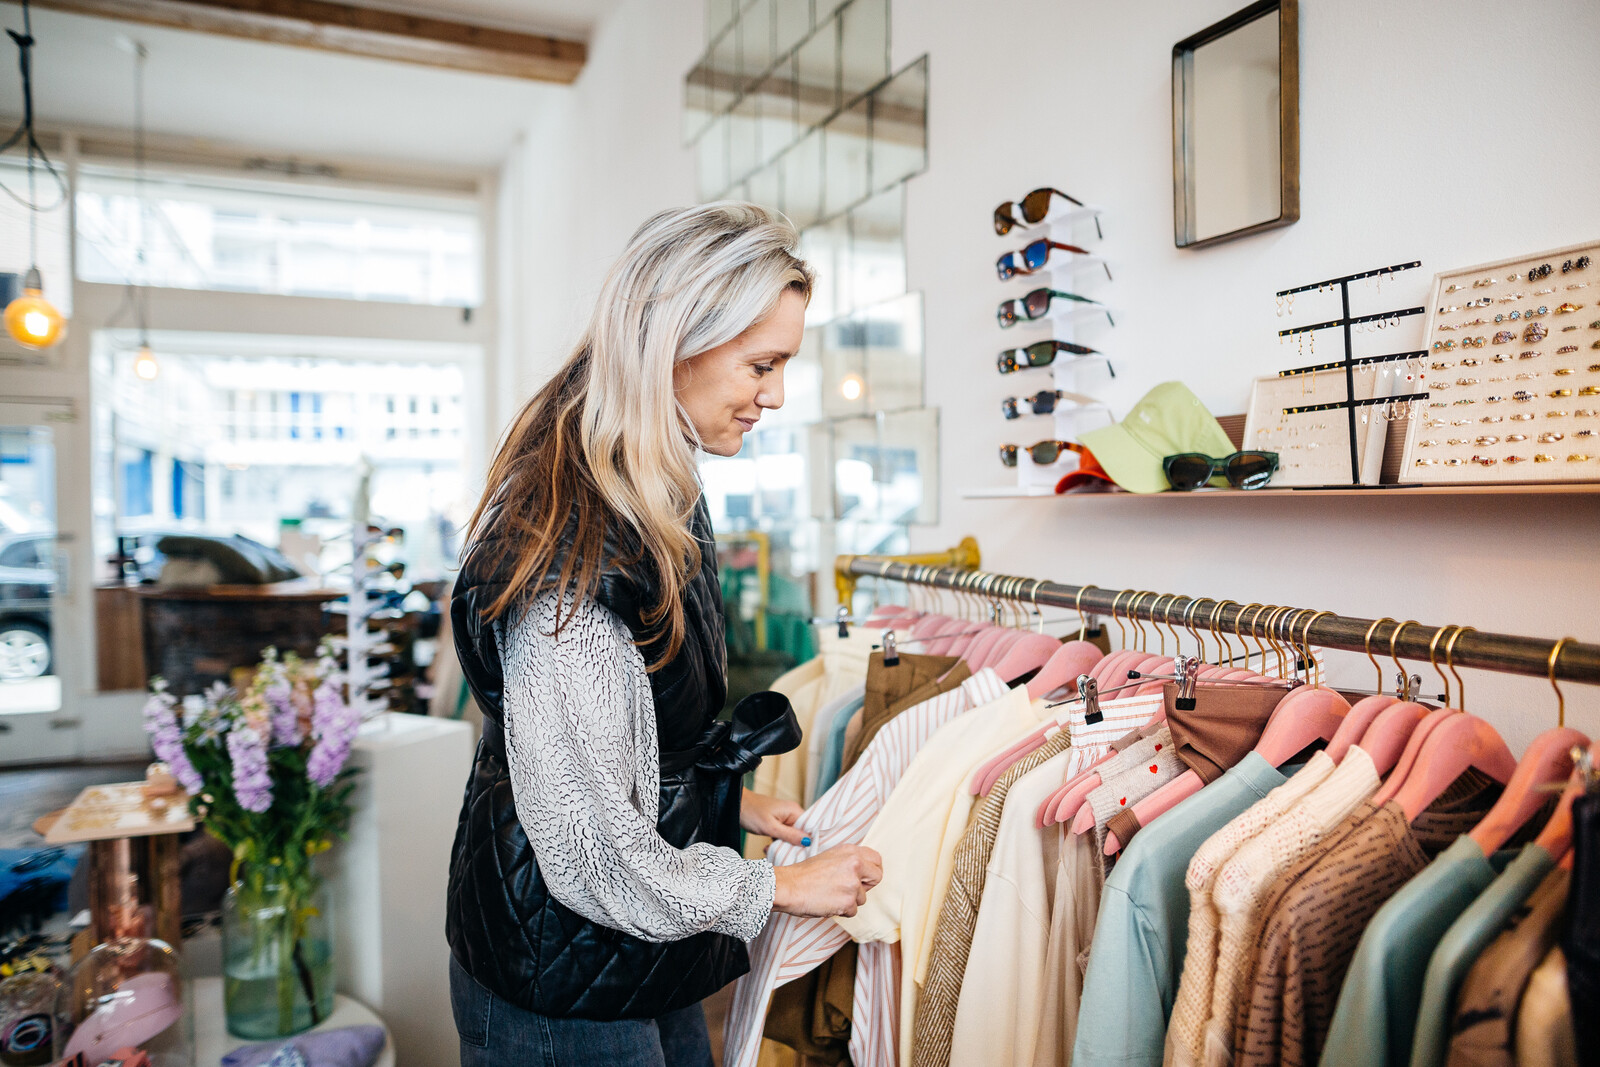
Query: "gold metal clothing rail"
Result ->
[[834, 549, 1600, 688]]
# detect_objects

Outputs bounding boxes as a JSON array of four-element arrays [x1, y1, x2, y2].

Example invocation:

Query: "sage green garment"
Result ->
[[1407, 843, 1555, 1067]]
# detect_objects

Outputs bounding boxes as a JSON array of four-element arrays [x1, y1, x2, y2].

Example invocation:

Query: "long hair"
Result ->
[[465, 202, 814, 667]]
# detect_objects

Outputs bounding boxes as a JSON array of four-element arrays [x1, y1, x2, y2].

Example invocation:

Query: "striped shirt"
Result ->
[[722, 668, 1009, 1067]]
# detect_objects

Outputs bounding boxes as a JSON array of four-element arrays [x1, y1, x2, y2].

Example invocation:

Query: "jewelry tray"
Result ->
[[1399, 240, 1600, 484], [1243, 370, 1394, 487]]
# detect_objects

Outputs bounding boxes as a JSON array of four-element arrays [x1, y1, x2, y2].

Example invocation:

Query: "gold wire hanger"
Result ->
[[1364, 617, 1396, 691], [1240, 604, 1269, 675], [1278, 608, 1309, 680], [1074, 584, 1096, 642], [1389, 619, 1420, 699], [1550, 637, 1575, 727], [1427, 624, 1460, 708], [1183, 598, 1211, 664], [1210, 599, 1238, 667], [1129, 591, 1155, 652], [1444, 625, 1474, 710], [1298, 610, 1334, 685], [1108, 590, 1132, 651], [1149, 594, 1176, 656], [1266, 606, 1295, 678]]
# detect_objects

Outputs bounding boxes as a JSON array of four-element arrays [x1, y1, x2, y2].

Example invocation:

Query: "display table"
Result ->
[[191, 976, 395, 1067]]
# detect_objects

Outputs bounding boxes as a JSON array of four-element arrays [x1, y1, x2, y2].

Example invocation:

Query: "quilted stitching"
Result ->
[[445, 500, 751, 1021]]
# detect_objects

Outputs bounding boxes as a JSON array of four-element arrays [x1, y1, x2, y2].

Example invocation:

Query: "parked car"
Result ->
[[0, 531, 54, 680]]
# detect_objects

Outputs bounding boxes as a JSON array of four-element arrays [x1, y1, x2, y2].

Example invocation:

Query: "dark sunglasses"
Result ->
[[1162, 451, 1280, 491], [996, 339, 1112, 376], [997, 287, 1111, 328], [996, 239, 1107, 281], [1002, 390, 1068, 419], [993, 188, 1084, 236], [1000, 440, 1085, 467]]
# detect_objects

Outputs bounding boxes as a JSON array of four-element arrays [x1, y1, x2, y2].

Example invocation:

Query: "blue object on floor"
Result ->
[[0, 846, 83, 934]]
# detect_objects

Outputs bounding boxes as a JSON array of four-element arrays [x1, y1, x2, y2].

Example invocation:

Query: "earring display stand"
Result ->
[[1398, 239, 1600, 484], [998, 198, 1113, 494], [1272, 261, 1428, 484]]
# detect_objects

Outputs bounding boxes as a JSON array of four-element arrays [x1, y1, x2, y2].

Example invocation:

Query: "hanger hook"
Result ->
[[1027, 577, 1046, 633], [1550, 637, 1575, 728], [1210, 600, 1238, 667], [1269, 606, 1296, 678], [1183, 598, 1210, 663], [1164, 596, 1187, 658], [1363, 618, 1395, 691], [1109, 590, 1132, 650], [1444, 625, 1474, 711], [1237, 604, 1265, 673], [1130, 591, 1155, 652], [1149, 594, 1175, 656], [1074, 584, 1096, 643], [1299, 610, 1333, 685], [1427, 625, 1457, 707], [1389, 620, 1419, 698], [1278, 608, 1309, 680]]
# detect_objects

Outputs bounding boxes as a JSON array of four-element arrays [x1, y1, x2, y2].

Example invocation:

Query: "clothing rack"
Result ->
[[833, 547, 1600, 687]]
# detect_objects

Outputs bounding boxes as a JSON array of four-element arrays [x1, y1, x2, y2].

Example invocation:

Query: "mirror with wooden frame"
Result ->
[[1173, 0, 1299, 248]]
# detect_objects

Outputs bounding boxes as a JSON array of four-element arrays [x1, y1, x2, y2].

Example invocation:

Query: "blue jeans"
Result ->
[[449, 955, 714, 1067]]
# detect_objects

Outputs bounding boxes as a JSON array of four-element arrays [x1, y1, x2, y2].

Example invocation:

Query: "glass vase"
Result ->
[[221, 876, 335, 1040]]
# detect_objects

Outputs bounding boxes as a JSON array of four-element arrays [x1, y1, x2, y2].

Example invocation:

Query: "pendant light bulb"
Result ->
[[4, 267, 67, 349], [133, 342, 159, 381]]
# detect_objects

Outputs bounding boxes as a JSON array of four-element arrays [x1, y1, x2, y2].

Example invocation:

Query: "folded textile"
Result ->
[[222, 1025, 386, 1067]]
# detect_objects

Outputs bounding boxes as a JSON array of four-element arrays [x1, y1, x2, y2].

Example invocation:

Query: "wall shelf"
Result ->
[[961, 482, 1600, 501]]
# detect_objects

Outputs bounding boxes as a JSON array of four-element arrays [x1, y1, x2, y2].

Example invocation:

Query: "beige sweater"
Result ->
[[1201, 747, 1379, 1067], [1163, 750, 1336, 1067]]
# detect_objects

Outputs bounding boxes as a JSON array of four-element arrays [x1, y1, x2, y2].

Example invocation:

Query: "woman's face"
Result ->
[[674, 288, 805, 457]]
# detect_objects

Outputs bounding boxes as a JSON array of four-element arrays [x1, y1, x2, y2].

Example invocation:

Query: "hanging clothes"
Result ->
[[723, 668, 1009, 1067], [841, 653, 970, 774], [1516, 946, 1578, 1067], [1072, 751, 1296, 1067], [913, 732, 1075, 1067], [1565, 793, 1600, 1065], [1165, 748, 1341, 1067], [1444, 865, 1571, 1067], [1315, 792, 1511, 1067], [1407, 842, 1558, 1067]]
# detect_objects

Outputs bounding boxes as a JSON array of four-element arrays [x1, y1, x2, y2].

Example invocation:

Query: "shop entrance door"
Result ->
[[0, 402, 79, 764]]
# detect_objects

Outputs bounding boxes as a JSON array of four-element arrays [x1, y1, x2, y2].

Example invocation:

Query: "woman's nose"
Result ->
[[757, 367, 785, 410]]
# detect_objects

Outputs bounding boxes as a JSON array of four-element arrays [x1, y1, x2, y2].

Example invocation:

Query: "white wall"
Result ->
[[508, 0, 1600, 747], [894, 0, 1600, 745]]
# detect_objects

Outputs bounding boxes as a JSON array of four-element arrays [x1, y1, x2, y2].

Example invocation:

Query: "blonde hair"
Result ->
[[465, 202, 814, 667]]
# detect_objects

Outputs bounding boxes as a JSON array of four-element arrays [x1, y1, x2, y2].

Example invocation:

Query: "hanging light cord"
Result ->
[[0, 0, 69, 220]]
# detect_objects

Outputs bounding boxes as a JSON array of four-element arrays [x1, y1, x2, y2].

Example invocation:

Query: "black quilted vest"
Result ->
[[445, 499, 800, 1020]]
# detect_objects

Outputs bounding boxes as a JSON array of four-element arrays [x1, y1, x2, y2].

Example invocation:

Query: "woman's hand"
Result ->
[[772, 844, 883, 918], [740, 788, 807, 847]]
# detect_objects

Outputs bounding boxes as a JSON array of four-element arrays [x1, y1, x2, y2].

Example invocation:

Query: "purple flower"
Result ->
[[306, 682, 359, 788], [227, 725, 273, 813], [143, 689, 202, 795], [266, 680, 301, 747]]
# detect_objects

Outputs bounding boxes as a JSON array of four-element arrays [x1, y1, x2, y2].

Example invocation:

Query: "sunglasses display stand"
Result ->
[[1262, 261, 1429, 486], [995, 202, 1113, 494], [1396, 239, 1600, 485]]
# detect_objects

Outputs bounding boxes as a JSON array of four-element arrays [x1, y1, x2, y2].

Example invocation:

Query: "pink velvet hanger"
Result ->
[[1390, 711, 1517, 823], [1324, 695, 1400, 763], [910, 612, 955, 641], [1533, 742, 1597, 857], [1368, 705, 1456, 804], [961, 627, 1010, 668], [994, 632, 1065, 682], [925, 617, 980, 656], [1469, 727, 1589, 854], [1025, 640, 1106, 701]]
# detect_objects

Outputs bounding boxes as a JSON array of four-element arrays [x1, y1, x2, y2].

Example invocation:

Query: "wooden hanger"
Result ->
[[1470, 728, 1588, 854], [1326, 618, 1416, 762], [1249, 611, 1349, 765]]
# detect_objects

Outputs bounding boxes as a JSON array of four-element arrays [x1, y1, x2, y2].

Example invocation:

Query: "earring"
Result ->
[[1276, 294, 1285, 317]]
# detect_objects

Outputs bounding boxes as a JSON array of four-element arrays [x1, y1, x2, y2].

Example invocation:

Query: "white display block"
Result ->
[[327, 713, 475, 1067]]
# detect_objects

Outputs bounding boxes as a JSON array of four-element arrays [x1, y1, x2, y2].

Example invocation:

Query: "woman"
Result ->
[[446, 202, 882, 1066]]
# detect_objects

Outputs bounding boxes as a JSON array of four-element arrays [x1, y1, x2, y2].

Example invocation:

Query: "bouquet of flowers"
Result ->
[[143, 642, 361, 1036]]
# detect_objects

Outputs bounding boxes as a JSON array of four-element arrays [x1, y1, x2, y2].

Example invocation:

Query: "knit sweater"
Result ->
[[1163, 750, 1335, 1067], [1200, 747, 1379, 1067]]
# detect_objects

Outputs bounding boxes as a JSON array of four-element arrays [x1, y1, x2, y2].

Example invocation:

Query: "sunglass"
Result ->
[[997, 287, 1111, 328], [996, 339, 1112, 376], [1000, 390, 1109, 420], [1162, 451, 1280, 491], [996, 239, 1104, 281], [999, 440, 1086, 467], [993, 188, 1085, 236]]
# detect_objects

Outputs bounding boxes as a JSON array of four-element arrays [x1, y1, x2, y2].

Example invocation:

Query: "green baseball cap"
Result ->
[[1078, 381, 1235, 493]]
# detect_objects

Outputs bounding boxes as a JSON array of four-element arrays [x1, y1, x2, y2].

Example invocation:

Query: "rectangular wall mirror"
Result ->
[[1173, 0, 1298, 248]]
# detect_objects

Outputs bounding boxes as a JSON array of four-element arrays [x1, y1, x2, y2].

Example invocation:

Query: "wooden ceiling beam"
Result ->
[[29, 0, 587, 83]]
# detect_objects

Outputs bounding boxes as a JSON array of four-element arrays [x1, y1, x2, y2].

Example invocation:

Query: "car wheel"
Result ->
[[0, 621, 52, 680]]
